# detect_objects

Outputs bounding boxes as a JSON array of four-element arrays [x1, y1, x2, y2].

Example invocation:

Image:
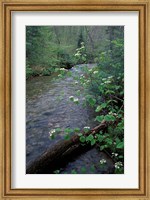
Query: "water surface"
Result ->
[[26, 65, 114, 173]]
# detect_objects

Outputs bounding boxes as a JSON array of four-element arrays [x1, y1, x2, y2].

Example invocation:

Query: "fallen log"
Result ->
[[26, 121, 108, 174]]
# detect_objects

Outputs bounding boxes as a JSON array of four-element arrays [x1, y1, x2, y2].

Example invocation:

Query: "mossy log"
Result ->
[[26, 121, 108, 174]]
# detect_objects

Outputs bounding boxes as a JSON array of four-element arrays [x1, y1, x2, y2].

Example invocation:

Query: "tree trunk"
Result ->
[[26, 121, 108, 174], [85, 26, 95, 50]]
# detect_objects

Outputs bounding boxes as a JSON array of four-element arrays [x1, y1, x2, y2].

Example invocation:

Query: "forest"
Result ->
[[26, 26, 124, 174]]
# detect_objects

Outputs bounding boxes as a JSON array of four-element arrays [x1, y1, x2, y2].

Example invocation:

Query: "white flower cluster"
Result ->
[[83, 126, 90, 130], [69, 96, 74, 100], [80, 46, 85, 49], [104, 80, 111, 84], [75, 52, 81, 57], [93, 71, 98, 74], [101, 76, 113, 84], [112, 152, 118, 157], [99, 159, 107, 165], [108, 111, 117, 116], [49, 129, 56, 137], [73, 97, 79, 103], [59, 68, 67, 71], [108, 76, 113, 79], [69, 96, 79, 103], [115, 161, 123, 169]]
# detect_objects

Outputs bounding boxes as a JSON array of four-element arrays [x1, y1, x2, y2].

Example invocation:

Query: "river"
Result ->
[[26, 64, 114, 174]]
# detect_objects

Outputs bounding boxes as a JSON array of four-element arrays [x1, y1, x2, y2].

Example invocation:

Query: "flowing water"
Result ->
[[26, 64, 114, 174]]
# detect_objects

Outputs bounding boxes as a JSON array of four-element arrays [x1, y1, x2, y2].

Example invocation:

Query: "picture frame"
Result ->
[[0, 0, 149, 199]]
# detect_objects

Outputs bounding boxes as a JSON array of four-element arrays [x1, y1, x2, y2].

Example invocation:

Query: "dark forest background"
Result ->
[[26, 26, 123, 78]]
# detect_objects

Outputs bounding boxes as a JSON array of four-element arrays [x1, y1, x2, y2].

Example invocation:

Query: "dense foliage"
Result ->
[[27, 26, 124, 174], [52, 38, 124, 174], [26, 26, 123, 78]]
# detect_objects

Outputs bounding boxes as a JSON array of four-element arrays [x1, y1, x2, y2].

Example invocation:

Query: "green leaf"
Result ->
[[116, 142, 124, 149], [101, 102, 107, 108], [88, 97, 96, 107], [64, 128, 72, 133], [106, 138, 113, 145], [100, 145, 105, 151], [95, 105, 102, 112], [78, 133, 83, 137], [95, 115, 104, 122], [105, 90, 115, 94], [55, 68, 59, 72], [71, 169, 77, 174], [86, 134, 94, 142], [90, 165, 95, 173], [96, 134, 104, 142], [107, 100, 118, 104], [79, 136, 86, 143], [81, 167, 86, 173], [69, 96, 74, 101], [104, 115, 115, 122], [64, 134, 70, 140], [50, 134, 55, 140], [74, 128, 80, 132], [119, 155, 124, 158], [91, 139, 96, 146], [83, 127, 90, 133], [95, 103, 107, 112], [74, 100, 79, 104], [76, 90, 80, 96], [116, 137, 121, 144]]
